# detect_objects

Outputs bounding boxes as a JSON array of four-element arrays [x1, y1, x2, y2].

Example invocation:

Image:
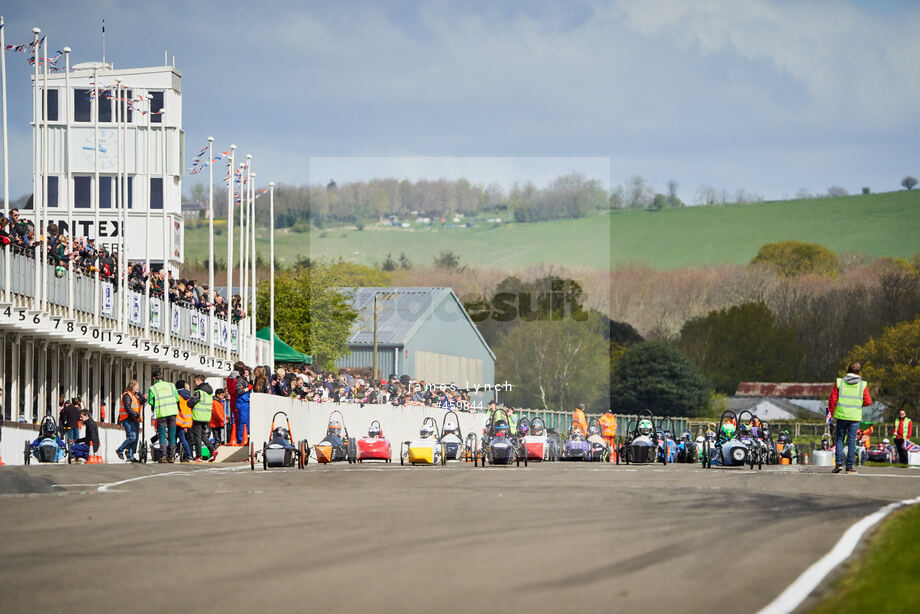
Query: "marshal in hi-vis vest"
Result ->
[[118, 391, 141, 423], [192, 390, 214, 422], [835, 378, 867, 422]]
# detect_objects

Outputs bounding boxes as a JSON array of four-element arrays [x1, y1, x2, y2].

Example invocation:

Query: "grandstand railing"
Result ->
[[0, 248, 251, 359]]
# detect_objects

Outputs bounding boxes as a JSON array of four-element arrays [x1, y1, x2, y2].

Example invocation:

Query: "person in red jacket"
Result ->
[[210, 388, 227, 445]]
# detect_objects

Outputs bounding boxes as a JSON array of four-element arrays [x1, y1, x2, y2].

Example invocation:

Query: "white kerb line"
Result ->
[[756, 495, 920, 614]]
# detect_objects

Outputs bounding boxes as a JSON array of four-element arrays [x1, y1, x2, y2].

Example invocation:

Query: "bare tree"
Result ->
[[902, 175, 918, 191], [623, 175, 654, 209], [696, 184, 718, 206], [826, 186, 848, 197]]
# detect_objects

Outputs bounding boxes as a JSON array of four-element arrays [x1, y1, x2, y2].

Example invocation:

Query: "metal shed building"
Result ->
[[336, 287, 495, 391]]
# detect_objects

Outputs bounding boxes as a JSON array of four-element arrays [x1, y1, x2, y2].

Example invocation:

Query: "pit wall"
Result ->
[[249, 394, 488, 454]]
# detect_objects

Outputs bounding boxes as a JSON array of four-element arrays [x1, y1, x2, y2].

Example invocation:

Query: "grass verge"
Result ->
[[808, 503, 920, 613]]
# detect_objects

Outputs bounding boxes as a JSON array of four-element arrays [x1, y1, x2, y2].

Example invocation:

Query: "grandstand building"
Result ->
[[337, 287, 495, 399], [0, 53, 269, 440]]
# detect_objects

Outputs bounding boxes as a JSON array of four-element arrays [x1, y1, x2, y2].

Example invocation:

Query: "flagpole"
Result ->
[[32, 28, 40, 310], [269, 181, 275, 366], [225, 144, 235, 361], [160, 107, 169, 348], [241, 157, 250, 360], [40, 37, 49, 310], [120, 81, 128, 332], [250, 171, 256, 343], [64, 47, 72, 319], [207, 135, 214, 356], [238, 161, 246, 362], [114, 78, 121, 328], [144, 107, 151, 336], [92, 65, 99, 324], [1, 16, 11, 301]]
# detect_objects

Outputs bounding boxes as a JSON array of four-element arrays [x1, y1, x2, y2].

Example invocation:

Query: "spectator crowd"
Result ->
[[0, 208, 247, 322], [228, 361, 476, 416]]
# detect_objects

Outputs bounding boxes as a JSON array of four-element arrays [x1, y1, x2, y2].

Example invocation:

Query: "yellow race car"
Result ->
[[400, 417, 447, 466]]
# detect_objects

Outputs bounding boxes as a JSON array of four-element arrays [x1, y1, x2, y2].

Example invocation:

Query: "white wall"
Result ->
[[249, 395, 487, 453]]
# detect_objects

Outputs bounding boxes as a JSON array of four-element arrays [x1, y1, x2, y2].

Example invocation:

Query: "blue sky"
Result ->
[[2, 0, 918, 202]]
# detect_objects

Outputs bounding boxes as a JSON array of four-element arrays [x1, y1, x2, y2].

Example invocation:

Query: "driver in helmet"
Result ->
[[419, 423, 435, 439], [720, 422, 736, 442], [326, 420, 344, 446], [517, 421, 529, 438], [493, 420, 509, 438], [30, 416, 66, 450], [368, 423, 382, 439], [272, 426, 296, 450], [637, 418, 653, 438], [531, 420, 544, 436]]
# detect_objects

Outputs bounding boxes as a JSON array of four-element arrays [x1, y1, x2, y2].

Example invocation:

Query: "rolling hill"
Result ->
[[182, 190, 920, 271]]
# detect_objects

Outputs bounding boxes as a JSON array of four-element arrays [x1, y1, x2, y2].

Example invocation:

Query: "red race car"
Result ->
[[356, 420, 392, 462]]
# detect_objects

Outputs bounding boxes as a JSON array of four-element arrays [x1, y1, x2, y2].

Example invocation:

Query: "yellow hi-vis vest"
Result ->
[[149, 380, 179, 419], [835, 378, 866, 422]]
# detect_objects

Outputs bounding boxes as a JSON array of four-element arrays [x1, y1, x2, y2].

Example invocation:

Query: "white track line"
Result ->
[[756, 494, 920, 614], [97, 466, 249, 492]]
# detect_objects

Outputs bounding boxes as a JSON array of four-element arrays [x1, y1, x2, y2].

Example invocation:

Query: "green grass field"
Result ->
[[809, 503, 920, 614], [183, 190, 920, 271]]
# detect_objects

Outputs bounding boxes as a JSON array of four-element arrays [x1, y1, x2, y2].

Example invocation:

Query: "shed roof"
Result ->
[[735, 382, 834, 399], [344, 287, 494, 359]]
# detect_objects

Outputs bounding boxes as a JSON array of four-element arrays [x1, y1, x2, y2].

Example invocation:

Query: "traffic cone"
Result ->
[[804, 453, 809, 465], [0, 454, 5, 466]]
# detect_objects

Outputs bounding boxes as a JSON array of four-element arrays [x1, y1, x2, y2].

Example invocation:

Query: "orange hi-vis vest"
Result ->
[[573, 409, 588, 434], [598, 413, 617, 438], [118, 391, 141, 423], [177, 396, 193, 429]]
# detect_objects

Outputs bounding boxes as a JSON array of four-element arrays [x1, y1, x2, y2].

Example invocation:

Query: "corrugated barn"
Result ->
[[336, 287, 495, 391]]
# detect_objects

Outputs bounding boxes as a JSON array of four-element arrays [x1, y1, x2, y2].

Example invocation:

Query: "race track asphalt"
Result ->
[[1, 461, 918, 614]]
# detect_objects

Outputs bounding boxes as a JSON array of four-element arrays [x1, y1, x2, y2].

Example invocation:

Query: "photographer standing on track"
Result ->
[[829, 362, 872, 474], [148, 370, 180, 464]]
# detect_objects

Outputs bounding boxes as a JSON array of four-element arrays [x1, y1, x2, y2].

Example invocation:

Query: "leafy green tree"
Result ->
[[610, 341, 710, 416], [497, 312, 609, 411], [255, 264, 358, 369], [329, 260, 391, 287], [902, 176, 918, 191], [398, 252, 412, 270], [650, 193, 667, 211], [679, 302, 800, 394], [846, 315, 920, 415], [751, 240, 839, 277]]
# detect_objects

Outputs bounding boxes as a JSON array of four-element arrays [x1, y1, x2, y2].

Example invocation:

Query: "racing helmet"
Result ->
[[272, 427, 291, 442], [882, 438, 890, 445], [588, 424, 599, 436], [368, 424, 381, 438], [681, 430, 692, 442], [778, 430, 792, 444], [571, 430, 585, 441], [762, 427, 772, 439], [737, 423, 750, 437], [695, 435, 705, 444], [419, 424, 434, 438], [531, 419, 545, 435], [705, 427, 716, 441], [40, 416, 57, 438], [720, 422, 736, 439], [518, 422, 530, 436], [638, 419, 653, 436], [494, 420, 509, 436], [328, 419, 342, 432]]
